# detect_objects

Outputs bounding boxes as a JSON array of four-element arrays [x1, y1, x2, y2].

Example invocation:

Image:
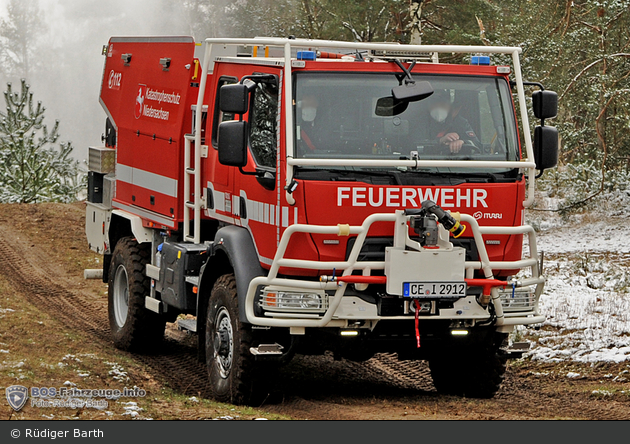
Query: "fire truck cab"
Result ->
[[86, 36, 558, 404]]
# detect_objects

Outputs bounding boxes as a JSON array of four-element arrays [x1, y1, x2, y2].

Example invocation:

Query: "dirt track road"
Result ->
[[1, 203, 630, 420]]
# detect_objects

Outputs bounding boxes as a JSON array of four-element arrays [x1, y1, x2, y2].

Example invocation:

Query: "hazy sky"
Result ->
[[0, 0, 192, 161]]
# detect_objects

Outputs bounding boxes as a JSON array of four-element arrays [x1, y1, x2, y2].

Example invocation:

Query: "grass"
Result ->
[[0, 264, 288, 420]]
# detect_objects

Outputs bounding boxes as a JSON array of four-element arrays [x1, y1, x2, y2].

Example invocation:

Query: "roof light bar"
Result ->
[[369, 49, 438, 62]]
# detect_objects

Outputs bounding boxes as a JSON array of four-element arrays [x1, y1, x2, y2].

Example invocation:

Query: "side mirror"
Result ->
[[375, 97, 409, 117], [218, 120, 248, 167], [532, 90, 558, 119], [534, 125, 558, 172], [392, 81, 434, 103], [220, 84, 249, 114]]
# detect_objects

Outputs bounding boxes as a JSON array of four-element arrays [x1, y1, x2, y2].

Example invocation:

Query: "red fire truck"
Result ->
[[86, 36, 558, 404]]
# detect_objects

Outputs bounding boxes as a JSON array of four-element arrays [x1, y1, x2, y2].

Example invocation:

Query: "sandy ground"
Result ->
[[1, 202, 630, 420]]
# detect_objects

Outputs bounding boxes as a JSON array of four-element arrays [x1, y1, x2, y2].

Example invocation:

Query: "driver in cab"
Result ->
[[297, 94, 321, 152], [426, 89, 481, 154]]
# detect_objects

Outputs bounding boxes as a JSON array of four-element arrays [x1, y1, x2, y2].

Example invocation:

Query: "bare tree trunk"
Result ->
[[409, 0, 422, 44]]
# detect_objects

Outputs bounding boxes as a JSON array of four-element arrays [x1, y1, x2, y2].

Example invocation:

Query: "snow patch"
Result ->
[[120, 401, 144, 419], [591, 389, 614, 397], [106, 362, 128, 382], [523, 216, 630, 363]]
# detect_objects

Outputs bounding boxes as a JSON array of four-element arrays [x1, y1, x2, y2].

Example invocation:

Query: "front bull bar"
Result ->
[[244, 211, 545, 328]]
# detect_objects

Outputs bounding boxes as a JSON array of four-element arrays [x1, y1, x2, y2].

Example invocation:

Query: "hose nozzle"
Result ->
[[421, 200, 466, 238]]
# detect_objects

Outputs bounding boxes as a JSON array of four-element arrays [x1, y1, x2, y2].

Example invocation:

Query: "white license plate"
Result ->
[[403, 282, 467, 298]]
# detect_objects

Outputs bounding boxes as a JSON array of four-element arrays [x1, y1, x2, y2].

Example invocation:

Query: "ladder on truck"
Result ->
[[183, 105, 207, 244]]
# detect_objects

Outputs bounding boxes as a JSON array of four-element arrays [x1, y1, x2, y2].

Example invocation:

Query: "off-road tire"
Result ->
[[206, 274, 276, 405], [108, 237, 166, 352], [429, 338, 506, 398]]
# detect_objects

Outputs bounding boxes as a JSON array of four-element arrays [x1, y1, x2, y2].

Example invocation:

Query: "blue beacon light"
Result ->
[[297, 50, 317, 61], [471, 55, 491, 65]]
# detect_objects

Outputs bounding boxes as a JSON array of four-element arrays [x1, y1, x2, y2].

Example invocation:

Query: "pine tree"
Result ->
[[0, 79, 83, 203], [0, 0, 44, 80]]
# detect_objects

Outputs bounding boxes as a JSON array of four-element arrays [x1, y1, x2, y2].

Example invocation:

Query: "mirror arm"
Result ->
[[511, 80, 545, 91], [240, 74, 278, 88], [239, 166, 258, 177], [523, 80, 545, 91], [239, 166, 275, 179], [393, 59, 416, 84]]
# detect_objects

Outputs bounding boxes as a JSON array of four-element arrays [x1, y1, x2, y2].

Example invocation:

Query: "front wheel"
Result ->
[[205, 274, 277, 405], [108, 237, 166, 352]]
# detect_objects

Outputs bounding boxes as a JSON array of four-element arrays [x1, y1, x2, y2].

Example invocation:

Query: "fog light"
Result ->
[[340, 330, 359, 337], [451, 330, 469, 336]]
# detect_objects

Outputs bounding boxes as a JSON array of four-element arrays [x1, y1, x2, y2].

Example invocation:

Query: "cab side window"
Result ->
[[249, 81, 278, 168]]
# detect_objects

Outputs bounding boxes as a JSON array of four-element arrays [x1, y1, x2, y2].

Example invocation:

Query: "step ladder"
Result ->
[[183, 105, 208, 244]]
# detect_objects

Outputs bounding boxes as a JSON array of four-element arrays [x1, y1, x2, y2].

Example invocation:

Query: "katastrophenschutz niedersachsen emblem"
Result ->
[[6, 385, 28, 411]]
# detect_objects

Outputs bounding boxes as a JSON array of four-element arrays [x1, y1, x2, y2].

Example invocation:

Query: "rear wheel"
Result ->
[[108, 237, 166, 352], [206, 274, 277, 405], [429, 334, 507, 398]]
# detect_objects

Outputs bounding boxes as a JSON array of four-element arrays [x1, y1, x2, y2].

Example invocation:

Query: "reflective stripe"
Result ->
[[205, 184, 273, 266], [116, 163, 132, 183], [204, 184, 298, 265], [112, 202, 176, 228], [208, 188, 297, 229], [282, 207, 289, 228], [116, 164, 178, 198]]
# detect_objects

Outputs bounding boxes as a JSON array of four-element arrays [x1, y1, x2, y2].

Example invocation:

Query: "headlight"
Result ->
[[260, 287, 328, 313], [297, 293, 323, 310]]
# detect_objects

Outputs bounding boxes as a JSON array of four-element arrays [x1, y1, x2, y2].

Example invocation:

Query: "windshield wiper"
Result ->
[[403, 170, 521, 183], [295, 167, 518, 184], [295, 167, 403, 185], [411, 170, 498, 180]]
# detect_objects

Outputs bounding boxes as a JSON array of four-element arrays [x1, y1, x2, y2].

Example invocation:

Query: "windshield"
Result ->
[[294, 72, 519, 177]]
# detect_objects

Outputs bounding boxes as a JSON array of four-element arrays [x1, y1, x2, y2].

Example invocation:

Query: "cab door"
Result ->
[[235, 71, 281, 267]]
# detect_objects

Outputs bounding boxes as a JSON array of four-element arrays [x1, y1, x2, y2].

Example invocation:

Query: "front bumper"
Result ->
[[245, 211, 545, 330]]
